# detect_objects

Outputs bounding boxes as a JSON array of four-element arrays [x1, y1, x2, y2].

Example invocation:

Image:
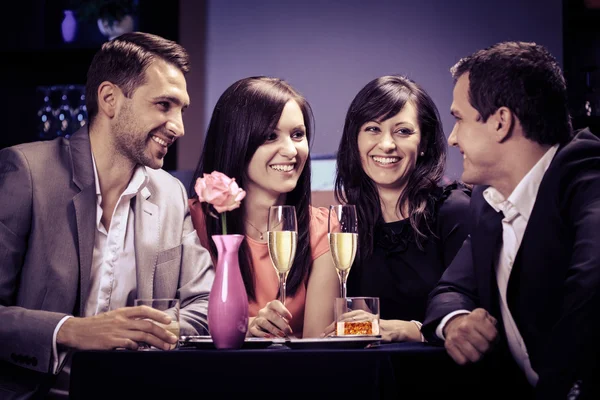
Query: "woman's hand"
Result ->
[[379, 319, 422, 342], [320, 309, 376, 337], [321, 311, 422, 343], [248, 300, 293, 338]]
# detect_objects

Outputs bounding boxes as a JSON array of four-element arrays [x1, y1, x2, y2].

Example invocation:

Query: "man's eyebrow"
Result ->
[[153, 95, 190, 108]]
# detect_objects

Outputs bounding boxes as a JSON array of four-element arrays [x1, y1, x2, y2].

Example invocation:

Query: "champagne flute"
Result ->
[[267, 205, 298, 305], [328, 205, 358, 298]]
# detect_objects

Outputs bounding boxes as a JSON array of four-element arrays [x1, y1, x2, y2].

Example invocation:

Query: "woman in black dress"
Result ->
[[334, 75, 471, 342]]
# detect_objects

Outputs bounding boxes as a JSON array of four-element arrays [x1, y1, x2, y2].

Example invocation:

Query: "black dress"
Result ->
[[347, 184, 471, 322]]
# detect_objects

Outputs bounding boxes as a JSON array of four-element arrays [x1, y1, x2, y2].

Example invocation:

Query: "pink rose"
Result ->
[[194, 171, 246, 213]]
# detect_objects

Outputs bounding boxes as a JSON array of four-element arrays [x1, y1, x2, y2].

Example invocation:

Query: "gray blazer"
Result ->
[[0, 128, 214, 398]]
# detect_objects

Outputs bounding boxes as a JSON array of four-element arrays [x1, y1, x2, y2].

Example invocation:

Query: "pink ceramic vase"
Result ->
[[208, 234, 248, 349]]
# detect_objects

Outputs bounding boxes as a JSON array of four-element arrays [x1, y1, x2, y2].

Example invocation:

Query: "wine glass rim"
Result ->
[[135, 298, 180, 303], [335, 296, 378, 301], [267, 205, 297, 232]]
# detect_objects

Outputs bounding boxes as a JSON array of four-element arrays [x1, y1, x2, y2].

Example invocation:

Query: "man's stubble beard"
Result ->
[[111, 103, 159, 169]]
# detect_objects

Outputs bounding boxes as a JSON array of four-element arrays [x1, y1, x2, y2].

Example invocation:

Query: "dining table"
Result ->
[[69, 338, 488, 399]]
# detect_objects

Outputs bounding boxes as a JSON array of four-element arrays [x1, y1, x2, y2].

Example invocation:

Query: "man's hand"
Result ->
[[56, 306, 178, 351], [444, 308, 498, 364]]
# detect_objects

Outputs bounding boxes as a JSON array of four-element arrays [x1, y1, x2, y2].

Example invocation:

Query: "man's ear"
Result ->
[[97, 82, 121, 119], [489, 106, 514, 143]]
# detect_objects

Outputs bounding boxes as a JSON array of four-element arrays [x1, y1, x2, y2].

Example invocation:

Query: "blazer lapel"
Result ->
[[69, 128, 97, 316], [134, 184, 159, 299], [472, 204, 504, 311], [505, 141, 564, 308]]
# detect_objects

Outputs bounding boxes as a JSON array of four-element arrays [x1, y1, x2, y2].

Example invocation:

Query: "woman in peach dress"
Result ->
[[188, 77, 338, 338]]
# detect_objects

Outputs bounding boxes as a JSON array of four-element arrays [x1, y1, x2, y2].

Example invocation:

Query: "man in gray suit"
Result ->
[[0, 32, 214, 399]]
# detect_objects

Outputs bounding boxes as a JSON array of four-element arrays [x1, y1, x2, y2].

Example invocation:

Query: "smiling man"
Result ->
[[423, 41, 600, 400], [0, 32, 214, 399]]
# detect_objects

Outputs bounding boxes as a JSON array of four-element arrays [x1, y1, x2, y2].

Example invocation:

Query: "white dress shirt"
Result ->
[[84, 159, 147, 317], [51, 156, 148, 374], [437, 144, 559, 387]]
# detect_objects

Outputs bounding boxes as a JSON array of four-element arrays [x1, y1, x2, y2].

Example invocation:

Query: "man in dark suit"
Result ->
[[423, 41, 600, 399], [0, 32, 214, 399]]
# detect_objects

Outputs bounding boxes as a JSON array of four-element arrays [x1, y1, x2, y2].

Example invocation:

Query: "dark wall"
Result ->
[[564, 0, 600, 135], [0, 0, 181, 170], [203, 0, 563, 181]]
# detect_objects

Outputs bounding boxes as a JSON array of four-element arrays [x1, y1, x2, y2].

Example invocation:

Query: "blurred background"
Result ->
[[0, 0, 598, 198]]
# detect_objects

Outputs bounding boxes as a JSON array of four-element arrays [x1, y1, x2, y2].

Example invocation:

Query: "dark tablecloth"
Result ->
[[69, 342, 485, 399]]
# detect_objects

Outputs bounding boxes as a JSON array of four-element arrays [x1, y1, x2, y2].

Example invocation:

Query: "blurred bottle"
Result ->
[[583, 68, 599, 117], [72, 87, 88, 132], [56, 88, 74, 138], [37, 88, 55, 140]]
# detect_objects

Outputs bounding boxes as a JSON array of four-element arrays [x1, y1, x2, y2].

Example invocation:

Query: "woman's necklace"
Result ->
[[245, 220, 266, 240]]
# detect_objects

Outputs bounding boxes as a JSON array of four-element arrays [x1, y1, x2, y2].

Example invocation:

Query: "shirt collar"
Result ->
[[92, 154, 101, 197], [91, 154, 149, 200], [484, 144, 559, 221]]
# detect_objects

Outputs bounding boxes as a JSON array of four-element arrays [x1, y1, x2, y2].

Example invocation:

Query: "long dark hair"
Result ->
[[189, 77, 314, 301], [335, 75, 446, 266]]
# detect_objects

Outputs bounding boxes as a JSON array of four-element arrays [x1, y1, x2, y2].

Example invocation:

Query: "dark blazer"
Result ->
[[0, 129, 215, 399], [423, 129, 600, 400]]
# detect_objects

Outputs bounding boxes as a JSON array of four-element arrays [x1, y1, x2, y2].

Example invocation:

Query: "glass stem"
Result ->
[[340, 270, 347, 298], [278, 273, 286, 305]]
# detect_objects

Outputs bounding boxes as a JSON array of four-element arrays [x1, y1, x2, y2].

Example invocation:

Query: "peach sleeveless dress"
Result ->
[[189, 201, 329, 336]]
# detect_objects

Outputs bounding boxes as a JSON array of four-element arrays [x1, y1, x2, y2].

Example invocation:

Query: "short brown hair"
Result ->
[[85, 32, 190, 126]]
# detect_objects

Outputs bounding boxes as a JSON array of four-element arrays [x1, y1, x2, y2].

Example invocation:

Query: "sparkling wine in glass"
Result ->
[[328, 205, 358, 298], [267, 205, 298, 305]]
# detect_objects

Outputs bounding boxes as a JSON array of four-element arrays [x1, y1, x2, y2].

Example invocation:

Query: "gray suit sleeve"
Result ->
[[175, 179, 214, 336], [0, 148, 67, 373]]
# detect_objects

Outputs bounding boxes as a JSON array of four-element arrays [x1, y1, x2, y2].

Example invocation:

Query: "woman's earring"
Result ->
[[420, 151, 425, 157]]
